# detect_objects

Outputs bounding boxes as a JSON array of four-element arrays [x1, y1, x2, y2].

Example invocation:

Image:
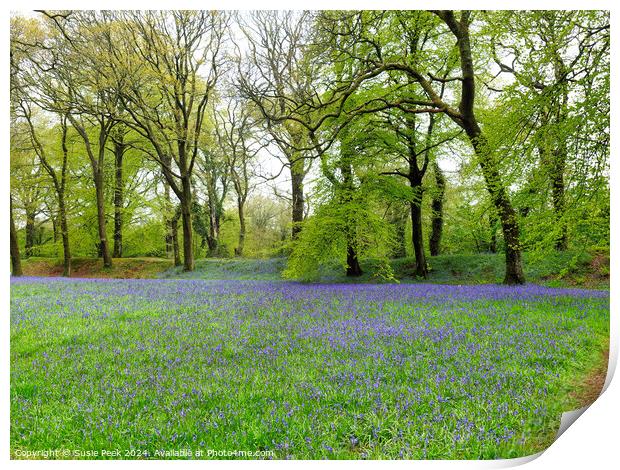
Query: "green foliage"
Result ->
[[9, 10, 610, 278], [283, 199, 393, 281]]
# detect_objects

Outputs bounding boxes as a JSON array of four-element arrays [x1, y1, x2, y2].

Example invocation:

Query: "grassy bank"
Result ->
[[20, 257, 173, 279], [18, 249, 609, 288]]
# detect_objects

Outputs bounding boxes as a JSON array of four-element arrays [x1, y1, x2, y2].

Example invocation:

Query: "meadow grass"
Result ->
[[11, 278, 608, 459]]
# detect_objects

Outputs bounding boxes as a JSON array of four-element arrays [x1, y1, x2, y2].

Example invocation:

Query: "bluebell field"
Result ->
[[11, 278, 609, 459]]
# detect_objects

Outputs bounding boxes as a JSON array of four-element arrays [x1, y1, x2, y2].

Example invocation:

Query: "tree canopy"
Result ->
[[10, 10, 610, 284]]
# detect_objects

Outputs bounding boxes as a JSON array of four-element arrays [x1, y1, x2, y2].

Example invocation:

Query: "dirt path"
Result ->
[[570, 347, 609, 407]]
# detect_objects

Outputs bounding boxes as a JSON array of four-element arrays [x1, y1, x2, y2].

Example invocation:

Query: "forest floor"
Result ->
[[21, 256, 173, 279], [20, 249, 610, 289], [10, 278, 610, 459]]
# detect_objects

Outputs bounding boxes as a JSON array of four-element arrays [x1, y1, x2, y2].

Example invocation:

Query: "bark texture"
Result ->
[[10, 196, 23, 277], [235, 197, 246, 257], [429, 162, 445, 257], [112, 136, 126, 258], [410, 194, 428, 278], [291, 166, 305, 239]]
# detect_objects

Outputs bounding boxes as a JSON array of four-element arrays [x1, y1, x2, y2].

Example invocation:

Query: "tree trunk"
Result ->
[[346, 242, 363, 277], [393, 223, 407, 258], [171, 213, 182, 267], [291, 167, 305, 239], [10, 196, 23, 277], [207, 206, 219, 255], [471, 133, 525, 284], [410, 196, 428, 278], [204, 173, 225, 257], [112, 139, 125, 258], [94, 168, 112, 268], [24, 207, 35, 258], [58, 192, 71, 277], [539, 143, 568, 251], [338, 157, 363, 277], [165, 227, 173, 258], [206, 234, 218, 255], [58, 115, 72, 276], [434, 10, 525, 285], [164, 185, 182, 267], [551, 49, 569, 252], [164, 182, 174, 259], [235, 196, 246, 257], [429, 162, 445, 257], [180, 177, 194, 271], [550, 164, 568, 251], [489, 211, 498, 254]]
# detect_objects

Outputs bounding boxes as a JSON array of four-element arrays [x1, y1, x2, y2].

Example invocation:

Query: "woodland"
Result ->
[[10, 10, 610, 284]]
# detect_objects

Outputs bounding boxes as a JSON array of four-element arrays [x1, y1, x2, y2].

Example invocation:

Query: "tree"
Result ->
[[214, 99, 260, 257], [431, 11, 525, 283], [107, 10, 228, 271], [304, 10, 526, 283], [197, 129, 230, 256], [162, 181, 182, 266], [320, 137, 365, 276], [385, 201, 409, 259], [110, 124, 129, 258], [20, 11, 118, 267], [11, 15, 73, 274], [18, 107, 73, 276], [378, 110, 458, 277], [237, 11, 317, 239], [488, 10, 610, 252], [284, 173, 393, 281]]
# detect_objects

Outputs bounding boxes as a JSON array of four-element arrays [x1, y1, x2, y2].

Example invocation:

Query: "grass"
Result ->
[[159, 258, 287, 280], [393, 249, 609, 288], [11, 278, 609, 459]]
